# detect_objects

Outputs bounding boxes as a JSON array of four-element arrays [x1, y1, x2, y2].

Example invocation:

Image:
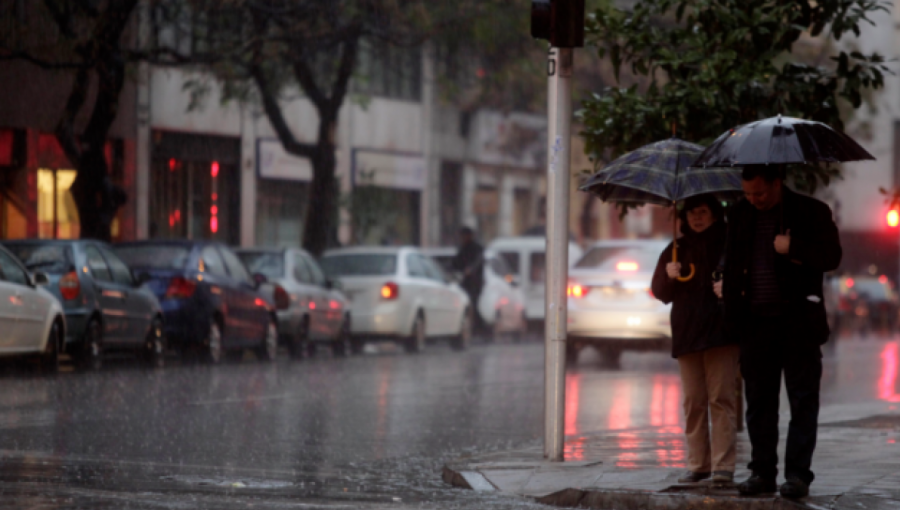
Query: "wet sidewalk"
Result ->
[[443, 412, 900, 510]]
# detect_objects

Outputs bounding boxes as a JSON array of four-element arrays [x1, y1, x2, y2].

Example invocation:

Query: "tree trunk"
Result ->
[[303, 122, 339, 257]]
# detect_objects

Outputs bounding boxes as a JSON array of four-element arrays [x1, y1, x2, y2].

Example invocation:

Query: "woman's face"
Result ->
[[686, 204, 715, 233]]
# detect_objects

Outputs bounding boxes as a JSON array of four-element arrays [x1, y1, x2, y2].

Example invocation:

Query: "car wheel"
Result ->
[[451, 309, 472, 351], [143, 318, 166, 369], [403, 314, 426, 354], [332, 317, 350, 357], [565, 342, 579, 367], [205, 319, 223, 364], [255, 316, 278, 363], [289, 317, 309, 360], [599, 346, 622, 368], [39, 321, 62, 374], [74, 319, 103, 371]]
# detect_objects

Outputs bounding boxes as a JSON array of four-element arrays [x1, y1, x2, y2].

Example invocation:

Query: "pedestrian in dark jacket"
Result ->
[[453, 227, 485, 324], [713, 165, 841, 499], [652, 194, 739, 485]]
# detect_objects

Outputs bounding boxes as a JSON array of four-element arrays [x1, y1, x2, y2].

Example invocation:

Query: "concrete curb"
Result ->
[[443, 464, 839, 510]]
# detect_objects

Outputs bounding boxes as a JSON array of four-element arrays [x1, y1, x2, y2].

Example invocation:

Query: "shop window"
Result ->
[[37, 168, 80, 239], [255, 179, 308, 248], [1, 195, 27, 239]]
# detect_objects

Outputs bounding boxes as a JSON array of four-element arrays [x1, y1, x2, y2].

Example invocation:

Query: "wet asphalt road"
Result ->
[[0, 333, 898, 509]]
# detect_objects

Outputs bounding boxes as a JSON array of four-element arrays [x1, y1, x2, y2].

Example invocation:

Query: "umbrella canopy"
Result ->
[[691, 115, 875, 168], [579, 137, 743, 282], [579, 137, 744, 204]]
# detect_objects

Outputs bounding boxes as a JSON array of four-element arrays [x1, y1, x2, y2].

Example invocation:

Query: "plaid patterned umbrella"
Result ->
[[579, 137, 743, 281], [579, 137, 743, 205]]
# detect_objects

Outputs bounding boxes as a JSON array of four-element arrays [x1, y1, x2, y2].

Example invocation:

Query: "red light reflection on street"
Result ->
[[564, 373, 584, 460], [609, 380, 639, 467], [879, 342, 900, 402]]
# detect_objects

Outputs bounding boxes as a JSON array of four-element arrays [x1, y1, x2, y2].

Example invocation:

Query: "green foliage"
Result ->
[[579, 0, 891, 193]]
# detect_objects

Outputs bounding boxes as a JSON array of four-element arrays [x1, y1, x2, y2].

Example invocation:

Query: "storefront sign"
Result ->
[[353, 150, 426, 190], [257, 139, 313, 181]]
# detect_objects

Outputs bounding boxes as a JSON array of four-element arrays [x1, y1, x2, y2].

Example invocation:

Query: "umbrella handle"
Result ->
[[676, 264, 696, 282], [671, 243, 696, 281]]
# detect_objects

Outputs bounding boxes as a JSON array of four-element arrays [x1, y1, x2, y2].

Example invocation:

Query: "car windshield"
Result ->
[[320, 254, 397, 277], [575, 246, 663, 273], [237, 252, 284, 279], [3, 243, 74, 274], [115, 245, 191, 270]]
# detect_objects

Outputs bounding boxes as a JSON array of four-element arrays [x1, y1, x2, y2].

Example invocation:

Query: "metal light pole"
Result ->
[[543, 46, 573, 462]]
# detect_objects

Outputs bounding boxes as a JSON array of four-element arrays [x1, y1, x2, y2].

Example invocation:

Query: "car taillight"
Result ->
[[381, 282, 399, 300], [273, 285, 290, 310], [616, 261, 639, 272], [165, 276, 197, 299], [59, 271, 81, 300], [567, 284, 589, 298]]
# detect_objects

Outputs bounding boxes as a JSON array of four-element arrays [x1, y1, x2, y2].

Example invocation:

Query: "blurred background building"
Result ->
[[1, 0, 898, 279]]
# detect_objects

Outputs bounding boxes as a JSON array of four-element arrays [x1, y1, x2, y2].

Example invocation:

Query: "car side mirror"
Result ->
[[32, 272, 49, 287], [506, 274, 520, 288], [133, 271, 152, 287], [252, 273, 268, 288]]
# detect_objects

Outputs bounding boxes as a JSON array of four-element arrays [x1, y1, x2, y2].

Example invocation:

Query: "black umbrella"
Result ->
[[692, 115, 875, 167]]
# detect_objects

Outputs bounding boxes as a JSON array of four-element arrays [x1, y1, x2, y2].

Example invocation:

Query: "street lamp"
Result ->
[[531, 0, 584, 462]]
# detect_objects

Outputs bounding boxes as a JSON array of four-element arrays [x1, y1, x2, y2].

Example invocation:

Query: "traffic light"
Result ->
[[888, 209, 899, 228], [531, 0, 585, 48]]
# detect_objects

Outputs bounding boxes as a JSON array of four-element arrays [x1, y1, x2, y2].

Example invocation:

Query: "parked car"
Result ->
[[236, 247, 351, 358], [828, 275, 900, 336], [0, 244, 66, 371], [421, 247, 527, 340], [565, 239, 672, 366], [319, 246, 472, 353], [114, 241, 278, 364], [2, 240, 165, 370], [487, 236, 583, 325]]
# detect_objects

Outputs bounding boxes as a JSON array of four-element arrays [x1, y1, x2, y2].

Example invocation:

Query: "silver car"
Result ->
[[566, 239, 672, 366], [237, 248, 351, 358]]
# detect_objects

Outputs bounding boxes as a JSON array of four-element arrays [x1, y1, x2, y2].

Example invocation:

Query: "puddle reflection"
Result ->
[[879, 341, 900, 403]]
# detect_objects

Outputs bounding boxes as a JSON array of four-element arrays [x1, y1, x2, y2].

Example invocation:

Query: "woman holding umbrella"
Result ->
[[651, 194, 739, 485]]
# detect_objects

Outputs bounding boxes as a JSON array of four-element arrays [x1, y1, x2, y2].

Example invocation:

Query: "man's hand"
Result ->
[[666, 262, 682, 279], [774, 229, 791, 255], [713, 280, 723, 298]]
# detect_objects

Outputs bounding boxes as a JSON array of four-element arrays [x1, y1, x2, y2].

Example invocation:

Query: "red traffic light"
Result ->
[[888, 209, 899, 228]]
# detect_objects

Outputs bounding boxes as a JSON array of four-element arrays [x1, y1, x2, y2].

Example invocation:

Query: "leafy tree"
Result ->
[[578, 0, 891, 192]]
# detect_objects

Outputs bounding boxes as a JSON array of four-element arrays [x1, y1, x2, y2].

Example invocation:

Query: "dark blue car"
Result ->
[[1, 240, 166, 370], [114, 241, 278, 364]]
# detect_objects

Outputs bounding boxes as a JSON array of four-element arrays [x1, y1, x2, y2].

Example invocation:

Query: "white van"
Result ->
[[487, 236, 583, 323]]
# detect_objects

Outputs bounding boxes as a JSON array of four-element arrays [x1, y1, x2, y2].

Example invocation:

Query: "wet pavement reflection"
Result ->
[[0, 333, 896, 508]]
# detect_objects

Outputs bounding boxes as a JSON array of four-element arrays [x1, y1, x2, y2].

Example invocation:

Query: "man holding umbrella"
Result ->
[[698, 115, 872, 498]]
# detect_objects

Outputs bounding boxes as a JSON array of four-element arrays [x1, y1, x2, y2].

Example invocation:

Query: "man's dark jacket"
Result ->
[[722, 187, 842, 344], [453, 240, 485, 292], [652, 221, 734, 358]]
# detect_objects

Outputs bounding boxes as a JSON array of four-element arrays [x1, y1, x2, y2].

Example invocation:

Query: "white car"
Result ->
[[320, 246, 472, 353], [566, 239, 672, 366], [236, 248, 351, 357], [0, 244, 66, 371], [421, 247, 527, 340], [488, 236, 583, 324]]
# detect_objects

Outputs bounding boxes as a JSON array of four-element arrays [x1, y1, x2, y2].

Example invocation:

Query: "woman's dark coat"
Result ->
[[651, 221, 735, 358]]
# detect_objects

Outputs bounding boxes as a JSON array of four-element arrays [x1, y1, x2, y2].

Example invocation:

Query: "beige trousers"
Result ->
[[677, 344, 741, 473]]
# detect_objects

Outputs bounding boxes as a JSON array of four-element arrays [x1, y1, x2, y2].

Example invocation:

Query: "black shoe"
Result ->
[[737, 474, 777, 495], [677, 471, 711, 483], [779, 477, 809, 499]]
